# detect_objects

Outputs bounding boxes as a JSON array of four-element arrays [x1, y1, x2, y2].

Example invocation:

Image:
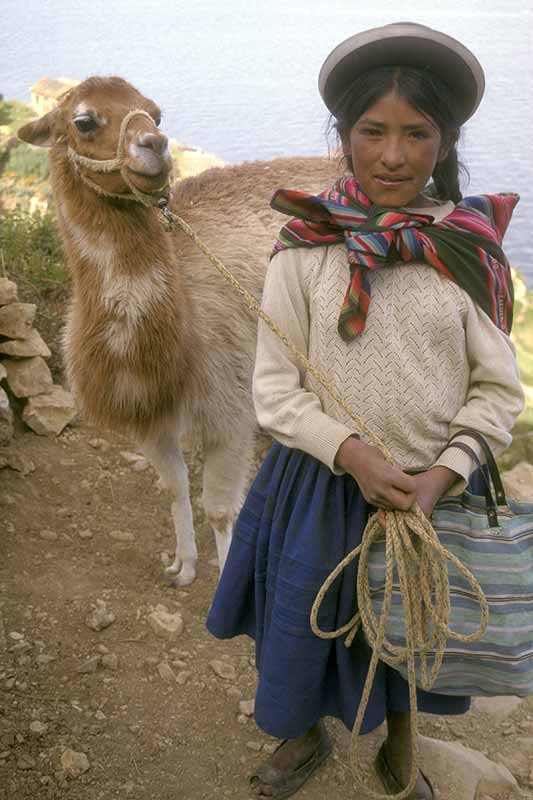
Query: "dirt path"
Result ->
[[0, 425, 531, 799]]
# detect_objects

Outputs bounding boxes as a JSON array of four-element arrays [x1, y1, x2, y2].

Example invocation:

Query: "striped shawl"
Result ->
[[271, 177, 519, 340]]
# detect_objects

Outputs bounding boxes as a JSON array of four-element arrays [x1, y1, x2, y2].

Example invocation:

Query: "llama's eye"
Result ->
[[154, 115, 161, 127], [74, 116, 97, 134]]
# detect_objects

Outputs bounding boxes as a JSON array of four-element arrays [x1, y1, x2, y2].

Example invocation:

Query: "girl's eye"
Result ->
[[74, 116, 97, 134], [359, 127, 382, 137], [409, 130, 428, 140]]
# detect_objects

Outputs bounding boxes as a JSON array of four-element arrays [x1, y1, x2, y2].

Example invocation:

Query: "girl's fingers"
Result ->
[[388, 488, 416, 511]]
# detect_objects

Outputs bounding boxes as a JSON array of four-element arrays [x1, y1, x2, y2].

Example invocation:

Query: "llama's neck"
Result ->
[[50, 152, 198, 435], [51, 153, 179, 326]]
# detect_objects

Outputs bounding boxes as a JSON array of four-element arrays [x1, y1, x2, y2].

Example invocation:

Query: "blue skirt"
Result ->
[[207, 442, 472, 739]]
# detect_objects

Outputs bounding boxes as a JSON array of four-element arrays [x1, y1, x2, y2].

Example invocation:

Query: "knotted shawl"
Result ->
[[271, 176, 518, 340]]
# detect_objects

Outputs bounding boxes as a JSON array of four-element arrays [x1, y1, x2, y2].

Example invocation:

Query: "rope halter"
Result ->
[[67, 109, 172, 207]]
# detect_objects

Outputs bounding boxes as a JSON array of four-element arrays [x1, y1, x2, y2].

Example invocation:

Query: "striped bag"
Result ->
[[366, 430, 533, 696]]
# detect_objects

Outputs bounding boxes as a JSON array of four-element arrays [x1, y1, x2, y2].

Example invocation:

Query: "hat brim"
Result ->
[[318, 22, 485, 124]]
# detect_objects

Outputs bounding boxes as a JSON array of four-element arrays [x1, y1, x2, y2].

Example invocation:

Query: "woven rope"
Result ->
[[159, 206, 489, 799], [67, 109, 171, 205]]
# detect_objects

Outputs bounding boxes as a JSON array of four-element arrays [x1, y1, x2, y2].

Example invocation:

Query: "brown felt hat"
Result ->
[[318, 22, 485, 124]]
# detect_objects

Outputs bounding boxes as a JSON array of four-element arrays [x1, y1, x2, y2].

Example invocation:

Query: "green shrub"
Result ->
[[0, 207, 68, 294], [5, 143, 49, 181], [0, 99, 36, 132]]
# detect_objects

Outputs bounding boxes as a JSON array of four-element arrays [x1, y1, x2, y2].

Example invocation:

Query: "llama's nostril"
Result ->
[[137, 132, 168, 155]]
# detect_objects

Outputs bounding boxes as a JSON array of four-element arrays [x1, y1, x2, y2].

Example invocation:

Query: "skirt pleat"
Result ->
[[206, 442, 470, 739]]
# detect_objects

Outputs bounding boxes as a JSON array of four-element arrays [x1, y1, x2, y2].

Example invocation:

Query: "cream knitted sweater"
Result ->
[[253, 202, 524, 491]]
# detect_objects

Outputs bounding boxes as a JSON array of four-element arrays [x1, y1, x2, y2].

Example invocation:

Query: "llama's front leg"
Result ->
[[142, 429, 198, 586], [202, 434, 253, 573]]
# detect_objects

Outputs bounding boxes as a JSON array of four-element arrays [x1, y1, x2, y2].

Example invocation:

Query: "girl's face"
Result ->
[[342, 90, 448, 208]]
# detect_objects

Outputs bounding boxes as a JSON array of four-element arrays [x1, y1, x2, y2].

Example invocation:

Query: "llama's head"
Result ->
[[18, 77, 173, 204]]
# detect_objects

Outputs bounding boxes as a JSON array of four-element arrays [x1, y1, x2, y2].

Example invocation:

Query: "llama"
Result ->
[[18, 77, 339, 586]]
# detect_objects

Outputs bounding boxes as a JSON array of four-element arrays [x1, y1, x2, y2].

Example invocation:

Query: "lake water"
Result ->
[[2, 0, 532, 285]]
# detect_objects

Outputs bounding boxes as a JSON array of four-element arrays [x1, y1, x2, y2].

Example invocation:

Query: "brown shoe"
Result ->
[[375, 742, 434, 799], [250, 721, 332, 799]]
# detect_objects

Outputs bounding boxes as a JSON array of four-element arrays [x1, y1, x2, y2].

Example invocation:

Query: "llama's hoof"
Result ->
[[163, 563, 196, 587]]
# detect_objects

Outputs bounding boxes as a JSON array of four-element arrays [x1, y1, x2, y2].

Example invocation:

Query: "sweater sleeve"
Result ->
[[252, 247, 355, 471], [431, 294, 525, 493]]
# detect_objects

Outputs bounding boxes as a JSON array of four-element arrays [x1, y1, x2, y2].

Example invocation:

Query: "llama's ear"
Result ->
[[18, 110, 60, 148]]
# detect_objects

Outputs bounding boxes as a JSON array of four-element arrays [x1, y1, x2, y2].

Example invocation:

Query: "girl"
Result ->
[[207, 21, 525, 800]]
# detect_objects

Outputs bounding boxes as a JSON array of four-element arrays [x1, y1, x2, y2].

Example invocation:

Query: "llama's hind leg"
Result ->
[[141, 427, 198, 586], [202, 433, 253, 573]]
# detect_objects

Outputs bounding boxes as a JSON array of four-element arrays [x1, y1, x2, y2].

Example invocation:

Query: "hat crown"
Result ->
[[319, 21, 485, 124]]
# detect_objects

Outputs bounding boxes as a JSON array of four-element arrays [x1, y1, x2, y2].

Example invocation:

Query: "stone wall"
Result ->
[[0, 277, 76, 442]]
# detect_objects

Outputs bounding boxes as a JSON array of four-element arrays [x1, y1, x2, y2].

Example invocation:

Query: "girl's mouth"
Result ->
[[375, 175, 410, 186]]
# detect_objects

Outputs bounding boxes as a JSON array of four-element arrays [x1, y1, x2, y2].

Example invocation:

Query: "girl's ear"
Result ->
[[339, 129, 351, 158], [437, 145, 449, 164], [437, 134, 452, 164]]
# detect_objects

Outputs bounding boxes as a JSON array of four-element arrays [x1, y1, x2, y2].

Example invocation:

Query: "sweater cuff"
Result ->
[[292, 412, 356, 474], [432, 445, 477, 495]]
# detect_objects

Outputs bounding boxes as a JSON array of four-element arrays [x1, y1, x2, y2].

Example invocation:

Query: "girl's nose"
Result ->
[[380, 137, 406, 169]]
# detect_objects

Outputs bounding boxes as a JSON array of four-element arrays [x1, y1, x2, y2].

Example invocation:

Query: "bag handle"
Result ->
[[445, 429, 508, 529], [449, 428, 507, 505]]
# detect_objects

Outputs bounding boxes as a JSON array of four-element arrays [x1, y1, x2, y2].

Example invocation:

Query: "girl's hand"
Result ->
[[376, 465, 459, 526], [335, 436, 417, 511], [412, 467, 458, 517]]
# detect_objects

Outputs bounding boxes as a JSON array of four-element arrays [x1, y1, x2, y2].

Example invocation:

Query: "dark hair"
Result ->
[[331, 66, 468, 203]]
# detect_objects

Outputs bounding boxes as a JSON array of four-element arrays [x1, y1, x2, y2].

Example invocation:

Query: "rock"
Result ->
[[78, 529, 93, 540], [493, 750, 530, 781], [39, 529, 58, 541], [245, 741, 263, 752], [0, 302, 36, 339], [131, 458, 150, 472], [120, 451, 145, 464], [473, 696, 524, 720], [176, 670, 191, 685], [516, 736, 533, 754], [85, 600, 115, 632], [0, 611, 6, 652], [36, 653, 56, 666], [500, 431, 533, 470], [88, 437, 110, 451], [3, 356, 53, 397], [209, 660, 236, 681], [77, 655, 101, 674], [0, 278, 18, 306], [9, 631, 24, 641], [239, 699, 255, 717], [147, 606, 184, 640], [157, 662, 176, 682], [419, 735, 518, 800], [22, 385, 77, 434], [0, 386, 14, 445], [108, 529, 135, 543], [3, 451, 35, 474], [101, 653, 119, 670], [0, 329, 51, 357], [502, 462, 533, 502], [0, 362, 6, 381], [17, 753, 36, 769], [29, 720, 48, 736], [61, 748, 90, 777]]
